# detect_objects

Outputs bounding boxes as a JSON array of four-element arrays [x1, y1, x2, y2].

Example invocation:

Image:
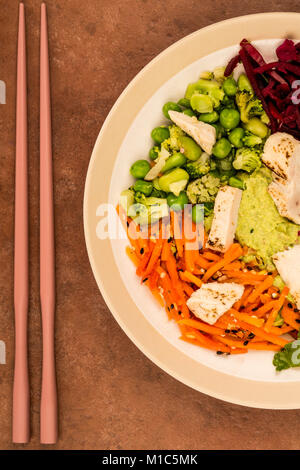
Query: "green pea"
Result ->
[[238, 73, 253, 93], [178, 135, 202, 161], [177, 98, 191, 108], [158, 168, 189, 194], [244, 117, 268, 138], [220, 108, 240, 130], [198, 111, 219, 123], [229, 127, 245, 148], [130, 160, 151, 179], [133, 179, 153, 196], [151, 126, 170, 144], [149, 146, 159, 161], [162, 101, 182, 119], [190, 93, 213, 113], [192, 204, 204, 224], [229, 176, 245, 190], [223, 77, 238, 97], [167, 191, 189, 210], [182, 109, 195, 117], [212, 138, 232, 159], [161, 152, 187, 173]]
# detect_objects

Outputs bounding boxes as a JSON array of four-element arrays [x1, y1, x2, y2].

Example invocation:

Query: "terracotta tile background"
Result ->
[[0, 0, 300, 451]]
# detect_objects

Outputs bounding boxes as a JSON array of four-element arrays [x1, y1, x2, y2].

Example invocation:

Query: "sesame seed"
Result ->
[[243, 340, 249, 346], [142, 278, 148, 283], [288, 303, 293, 309], [170, 304, 174, 310], [248, 333, 255, 339], [216, 351, 224, 355], [296, 319, 300, 324], [294, 308, 299, 313], [140, 248, 144, 255]]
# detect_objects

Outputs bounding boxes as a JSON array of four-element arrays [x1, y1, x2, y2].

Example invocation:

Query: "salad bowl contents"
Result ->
[[118, 38, 300, 372]]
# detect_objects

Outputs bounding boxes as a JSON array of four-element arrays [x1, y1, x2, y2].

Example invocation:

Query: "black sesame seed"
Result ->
[[294, 308, 299, 313], [248, 333, 255, 339], [250, 228, 254, 233], [216, 351, 224, 355], [140, 248, 144, 255], [252, 307, 259, 311], [231, 329, 238, 334], [170, 304, 174, 310], [243, 340, 249, 346], [167, 307, 170, 311], [126, 221, 129, 227], [142, 277, 148, 283], [288, 303, 293, 309], [268, 272, 273, 276], [168, 237, 172, 243], [296, 319, 300, 324], [178, 310, 182, 315], [225, 329, 230, 334], [178, 268, 184, 272]]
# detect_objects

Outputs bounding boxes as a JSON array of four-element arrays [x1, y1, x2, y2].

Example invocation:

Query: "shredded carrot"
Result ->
[[178, 318, 224, 336], [229, 309, 264, 328], [202, 244, 243, 282], [179, 270, 203, 288], [238, 320, 289, 348], [246, 275, 274, 304], [281, 304, 300, 331], [265, 286, 289, 332]]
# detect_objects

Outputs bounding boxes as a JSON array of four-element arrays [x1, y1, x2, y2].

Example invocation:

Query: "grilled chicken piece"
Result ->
[[206, 186, 243, 253], [186, 282, 244, 325], [273, 245, 300, 309], [168, 110, 216, 155]]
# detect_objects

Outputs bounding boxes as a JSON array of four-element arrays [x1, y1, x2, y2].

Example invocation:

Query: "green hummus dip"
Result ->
[[236, 168, 300, 271]]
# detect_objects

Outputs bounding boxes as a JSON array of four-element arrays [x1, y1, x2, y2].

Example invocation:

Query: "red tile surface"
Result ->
[[0, 0, 300, 450]]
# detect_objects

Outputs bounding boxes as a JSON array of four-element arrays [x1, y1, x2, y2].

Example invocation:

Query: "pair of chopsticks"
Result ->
[[13, 3, 57, 444]]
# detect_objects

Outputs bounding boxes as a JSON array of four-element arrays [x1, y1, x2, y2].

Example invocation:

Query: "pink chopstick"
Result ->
[[13, 2, 30, 444], [40, 3, 58, 444]]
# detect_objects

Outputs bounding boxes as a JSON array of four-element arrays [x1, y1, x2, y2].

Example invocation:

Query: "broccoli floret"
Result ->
[[134, 191, 147, 205], [168, 125, 185, 150], [150, 187, 167, 198], [185, 79, 225, 108], [186, 173, 221, 204], [203, 201, 214, 216], [233, 147, 262, 173], [128, 195, 169, 225], [236, 90, 264, 123], [243, 131, 263, 147], [185, 153, 210, 179]]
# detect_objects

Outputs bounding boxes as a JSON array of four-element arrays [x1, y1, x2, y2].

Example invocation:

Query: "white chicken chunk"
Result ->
[[262, 132, 299, 180], [186, 282, 244, 325], [168, 110, 216, 155], [273, 245, 300, 309], [206, 186, 242, 253], [262, 132, 300, 224]]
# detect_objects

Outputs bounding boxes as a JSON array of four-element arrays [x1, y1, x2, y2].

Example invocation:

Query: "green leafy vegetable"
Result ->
[[273, 331, 300, 372]]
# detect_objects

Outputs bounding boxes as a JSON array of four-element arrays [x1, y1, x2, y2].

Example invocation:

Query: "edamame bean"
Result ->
[[151, 126, 170, 144], [182, 108, 195, 117], [158, 168, 189, 194], [198, 111, 219, 123], [161, 152, 187, 173], [178, 136, 202, 161], [212, 138, 232, 159], [133, 179, 153, 196], [223, 77, 238, 97], [177, 98, 191, 108], [130, 159, 151, 179], [238, 73, 253, 93], [149, 146, 159, 160], [229, 127, 245, 148], [162, 101, 182, 119], [192, 204, 204, 224], [190, 93, 213, 113], [167, 191, 189, 210], [244, 117, 268, 138], [220, 108, 240, 130]]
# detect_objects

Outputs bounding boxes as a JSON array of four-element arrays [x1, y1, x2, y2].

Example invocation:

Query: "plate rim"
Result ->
[[84, 12, 300, 409]]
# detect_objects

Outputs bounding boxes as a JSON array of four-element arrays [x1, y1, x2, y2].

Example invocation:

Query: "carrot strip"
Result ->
[[255, 300, 278, 317], [178, 318, 224, 335], [126, 246, 140, 267], [246, 275, 274, 304], [202, 251, 221, 262], [144, 233, 164, 276], [265, 286, 289, 332], [171, 211, 184, 258], [181, 282, 194, 297], [179, 270, 203, 288], [229, 309, 264, 328], [184, 329, 231, 353], [195, 253, 210, 270], [202, 244, 243, 282], [247, 342, 281, 351], [213, 335, 248, 349], [281, 305, 300, 331], [238, 320, 289, 347]]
